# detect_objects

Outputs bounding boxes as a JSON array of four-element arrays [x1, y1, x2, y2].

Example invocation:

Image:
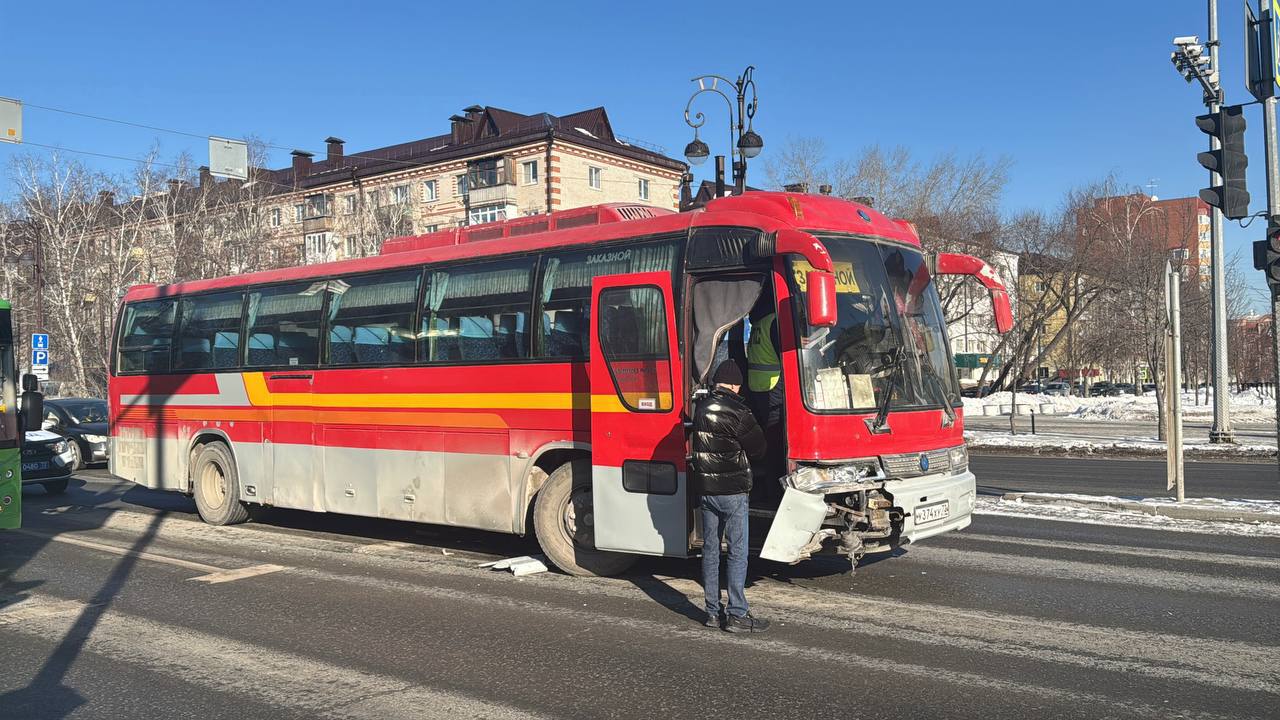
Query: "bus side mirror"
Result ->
[[935, 252, 1014, 334], [806, 270, 838, 327], [20, 375, 43, 435]]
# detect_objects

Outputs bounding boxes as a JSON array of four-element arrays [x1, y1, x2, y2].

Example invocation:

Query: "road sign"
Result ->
[[1273, 1, 1280, 90], [31, 333, 48, 350], [209, 137, 249, 180], [31, 349, 48, 367], [1247, 1, 1270, 100], [0, 97, 20, 144], [32, 365, 48, 381]]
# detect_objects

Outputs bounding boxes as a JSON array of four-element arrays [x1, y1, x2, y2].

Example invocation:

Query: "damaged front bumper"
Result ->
[[759, 461, 976, 566]]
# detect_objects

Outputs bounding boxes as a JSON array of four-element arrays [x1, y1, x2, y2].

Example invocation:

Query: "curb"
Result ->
[[1000, 492, 1280, 524]]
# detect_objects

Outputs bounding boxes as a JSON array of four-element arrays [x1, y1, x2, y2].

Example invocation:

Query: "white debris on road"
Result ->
[[479, 555, 550, 577], [975, 495, 1280, 537]]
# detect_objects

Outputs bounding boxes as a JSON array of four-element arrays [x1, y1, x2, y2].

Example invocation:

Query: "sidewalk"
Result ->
[[965, 414, 1277, 461]]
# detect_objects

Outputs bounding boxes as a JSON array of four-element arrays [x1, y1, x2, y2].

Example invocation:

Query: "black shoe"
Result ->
[[705, 613, 722, 629], [724, 614, 771, 633]]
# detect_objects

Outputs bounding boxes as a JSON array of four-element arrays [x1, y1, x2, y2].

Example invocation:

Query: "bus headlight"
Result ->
[[949, 445, 968, 473]]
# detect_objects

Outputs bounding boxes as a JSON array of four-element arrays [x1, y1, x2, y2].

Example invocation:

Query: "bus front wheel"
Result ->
[[534, 460, 635, 577], [191, 442, 250, 526]]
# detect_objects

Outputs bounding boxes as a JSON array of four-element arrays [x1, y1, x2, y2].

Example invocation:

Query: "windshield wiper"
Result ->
[[869, 348, 902, 434]]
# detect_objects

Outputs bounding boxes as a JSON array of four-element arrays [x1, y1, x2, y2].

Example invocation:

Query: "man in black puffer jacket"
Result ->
[[691, 360, 770, 633]]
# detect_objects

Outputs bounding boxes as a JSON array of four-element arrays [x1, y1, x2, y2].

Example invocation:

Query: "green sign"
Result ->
[[954, 353, 1000, 369]]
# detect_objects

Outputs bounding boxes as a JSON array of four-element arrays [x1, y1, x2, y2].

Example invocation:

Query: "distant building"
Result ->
[[1230, 314, 1275, 385], [1084, 194, 1211, 285], [252, 105, 686, 264]]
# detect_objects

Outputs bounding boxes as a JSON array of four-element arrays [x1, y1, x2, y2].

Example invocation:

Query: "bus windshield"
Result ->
[[790, 235, 959, 414]]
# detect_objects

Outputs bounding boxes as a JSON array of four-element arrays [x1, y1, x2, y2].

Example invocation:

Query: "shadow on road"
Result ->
[[1, 476, 167, 719]]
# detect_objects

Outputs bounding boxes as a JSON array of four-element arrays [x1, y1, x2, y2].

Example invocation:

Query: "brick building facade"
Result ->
[[248, 105, 685, 264]]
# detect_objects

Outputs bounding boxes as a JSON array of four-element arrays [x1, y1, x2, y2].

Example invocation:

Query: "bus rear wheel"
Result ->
[[534, 460, 635, 577], [191, 442, 250, 526]]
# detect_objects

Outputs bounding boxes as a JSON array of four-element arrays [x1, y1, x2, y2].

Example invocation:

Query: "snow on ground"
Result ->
[[963, 429, 1277, 457], [975, 495, 1280, 537], [963, 388, 1277, 423]]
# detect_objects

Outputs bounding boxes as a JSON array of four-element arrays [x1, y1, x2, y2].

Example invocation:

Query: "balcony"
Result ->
[[465, 157, 516, 206], [302, 214, 333, 233]]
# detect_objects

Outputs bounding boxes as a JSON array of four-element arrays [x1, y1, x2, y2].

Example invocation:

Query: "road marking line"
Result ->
[[0, 596, 85, 625], [190, 564, 286, 584], [15, 528, 220, 573], [948, 531, 1280, 569], [14, 528, 288, 584]]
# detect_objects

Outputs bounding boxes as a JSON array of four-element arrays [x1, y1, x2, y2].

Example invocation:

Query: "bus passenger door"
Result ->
[[589, 273, 687, 557]]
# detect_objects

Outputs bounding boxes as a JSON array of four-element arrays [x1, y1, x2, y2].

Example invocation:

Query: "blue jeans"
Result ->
[[701, 493, 749, 618]]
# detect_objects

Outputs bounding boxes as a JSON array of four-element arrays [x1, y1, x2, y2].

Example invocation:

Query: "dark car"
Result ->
[[1089, 382, 1121, 397], [1114, 383, 1137, 395], [43, 398, 109, 470], [21, 429, 75, 494], [960, 385, 993, 398]]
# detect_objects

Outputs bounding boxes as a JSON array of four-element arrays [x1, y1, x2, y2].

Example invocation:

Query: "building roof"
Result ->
[[269, 105, 685, 192]]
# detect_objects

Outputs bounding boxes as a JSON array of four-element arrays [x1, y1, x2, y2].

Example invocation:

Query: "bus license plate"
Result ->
[[22, 461, 49, 473], [914, 501, 950, 525]]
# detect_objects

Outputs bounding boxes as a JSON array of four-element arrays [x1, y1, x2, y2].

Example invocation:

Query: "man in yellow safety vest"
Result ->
[[745, 307, 785, 493]]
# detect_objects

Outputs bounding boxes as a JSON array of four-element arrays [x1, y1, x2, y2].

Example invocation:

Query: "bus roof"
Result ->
[[122, 192, 920, 301]]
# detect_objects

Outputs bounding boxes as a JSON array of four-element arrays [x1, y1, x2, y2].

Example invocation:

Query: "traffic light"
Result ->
[[1254, 217, 1280, 290], [1195, 104, 1250, 219]]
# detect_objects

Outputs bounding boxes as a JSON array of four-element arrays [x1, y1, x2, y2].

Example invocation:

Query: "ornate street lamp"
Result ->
[[681, 66, 762, 205]]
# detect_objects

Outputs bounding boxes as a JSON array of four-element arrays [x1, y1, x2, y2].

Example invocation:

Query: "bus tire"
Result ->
[[42, 478, 69, 495], [534, 460, 635, 577], [191, 442, 250, 526]]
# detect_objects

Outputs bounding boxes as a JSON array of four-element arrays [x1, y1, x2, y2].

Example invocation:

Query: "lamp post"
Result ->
[[680, 66, 762, 208]]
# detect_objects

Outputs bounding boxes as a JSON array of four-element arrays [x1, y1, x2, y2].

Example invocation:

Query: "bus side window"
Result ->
[[598, 286, 672, 412], [117, 299, 177, 374], [175, 291, 244, 371], [535, 241, 679, 360], [245, 283, 325, 368], [420, 260, 532, 363], [323, 269, 420, 366]]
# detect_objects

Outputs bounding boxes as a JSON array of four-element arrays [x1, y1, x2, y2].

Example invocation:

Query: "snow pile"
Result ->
[[964, 430, 1277, 458], [963, 388, 1276, 422], [975, 495, 1280, 537]]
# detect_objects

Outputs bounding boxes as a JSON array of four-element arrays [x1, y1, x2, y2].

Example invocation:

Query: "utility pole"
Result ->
[[1207, 0, 1235, 442], [1165, 261, 1186, 501], [1266, 94, 1280, 469]]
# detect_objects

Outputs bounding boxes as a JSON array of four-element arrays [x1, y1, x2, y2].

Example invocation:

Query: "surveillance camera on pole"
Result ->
[[1173, 35, 1201, 46]]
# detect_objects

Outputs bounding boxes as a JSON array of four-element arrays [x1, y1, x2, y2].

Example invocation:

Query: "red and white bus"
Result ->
[[109, 192, 1011, 575]]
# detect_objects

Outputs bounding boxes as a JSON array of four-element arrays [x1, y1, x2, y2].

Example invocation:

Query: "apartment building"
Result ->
[[254, 105, 686, 264]]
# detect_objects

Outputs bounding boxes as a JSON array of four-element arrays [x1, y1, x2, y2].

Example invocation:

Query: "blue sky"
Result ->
[[0, 0, 1272, 308]]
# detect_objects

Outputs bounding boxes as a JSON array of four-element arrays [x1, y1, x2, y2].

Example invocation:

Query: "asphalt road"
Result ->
[[2, 468, 1278, 719], [972, 455, 1280, 500]]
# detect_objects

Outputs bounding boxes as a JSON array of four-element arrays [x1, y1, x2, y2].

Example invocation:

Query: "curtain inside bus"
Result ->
[[690, 277, 762, 383]]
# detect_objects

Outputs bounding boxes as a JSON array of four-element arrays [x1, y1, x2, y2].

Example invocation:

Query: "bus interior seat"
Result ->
[[459, 316, 498, 360], [329, 325, 357, 364], [354, 326, 391, 364], [277, 332, 315, 364], [547, 309, 584, 358], [212, 331, 239, 367], [495, 313, 525, 358], [179, 337, 212, 369], [248, 333, 276, 365]]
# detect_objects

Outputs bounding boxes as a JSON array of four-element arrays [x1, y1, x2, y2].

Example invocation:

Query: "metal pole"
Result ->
[[1208, 0, 1235, 442], [1264, 95, 1280, 472], [1170, 265, 1185, 501]]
